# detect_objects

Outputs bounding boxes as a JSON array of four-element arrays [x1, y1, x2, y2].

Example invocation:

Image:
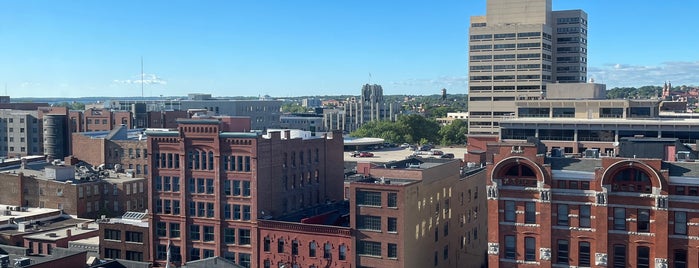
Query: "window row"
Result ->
[[262, 238, 347, 260], [356, 190, 398, 208], [154, 176, 180, 192], [223, 180, 252, 196], [154, 152, 179, 169], [356, 215, 398, 232], [222, 155, 252, 172], [357, 240, 397, 259], [224, 204, 252, 221], [155, 199, 181, 215]]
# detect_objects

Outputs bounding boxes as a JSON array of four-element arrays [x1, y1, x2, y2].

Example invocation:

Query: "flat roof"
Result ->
[[23, 222, 99, 241], [0, 206, 62, 226]]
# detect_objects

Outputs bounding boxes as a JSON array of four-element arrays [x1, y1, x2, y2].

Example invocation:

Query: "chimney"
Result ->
[[66, 229, 71, 237]]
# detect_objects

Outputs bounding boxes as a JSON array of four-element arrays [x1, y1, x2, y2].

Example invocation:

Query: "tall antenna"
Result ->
[[368, 72, 372, 84], [141, 57, 144, 98]]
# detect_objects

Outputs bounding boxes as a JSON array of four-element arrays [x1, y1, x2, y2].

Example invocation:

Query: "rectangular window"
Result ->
[[243, 181, 251, 196], [239, 253, 251, 268], [504, 201, 516, 222], [233, 180, 241, 195], [238, 229, 251, 245], [224, 228, 236, 244], [156, 222, 166, 237], [339, 245, 347, 260], [243, 205, 251, 221], [357, 241, 381, 257], [579, 242, 591, 267], [614, 208, 626, 230], [224, 180, 232, 195], [292, 240, 299, 255], [357, 190, 382, 206], [125, 231, 143, 243], [234, 205, 241, 220], [190, 225, 200, 240], [637, 246, 650, 268], [169, 223, 180, 238], [203, 226, 214, 241], [638, 209, 650, 232], [525, 237, 536, 261], [206, 179, 214, 194], [104, 229, 121, 240], [388, 192, 398, 208], [277, 238, 284, 253], [388, 217, 397, 233], [674, 250, 687, 268], [613, 245, 626, 268], [579, 205, 591, 228], [524, 202, 536, 224], [557, 204, 569, 226], [557, 240, 569, 264], [675, 211, 687, 234], [504, 235, 516, 259], [357, 215, 381, 231]]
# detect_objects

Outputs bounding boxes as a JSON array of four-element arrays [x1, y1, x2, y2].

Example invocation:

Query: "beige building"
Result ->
[[468, 0, 588, 135], [349, 158, 487, 268]]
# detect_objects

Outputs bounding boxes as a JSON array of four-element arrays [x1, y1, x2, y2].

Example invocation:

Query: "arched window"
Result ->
[[612, 168, 652, 193], [500, 163, 538, 187]]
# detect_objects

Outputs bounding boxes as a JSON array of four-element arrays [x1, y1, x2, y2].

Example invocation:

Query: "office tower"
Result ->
[[467, 0, 587, 135]]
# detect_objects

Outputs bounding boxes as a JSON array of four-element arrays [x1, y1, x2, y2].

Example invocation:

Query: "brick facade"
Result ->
[[486, 140, 699, 268]]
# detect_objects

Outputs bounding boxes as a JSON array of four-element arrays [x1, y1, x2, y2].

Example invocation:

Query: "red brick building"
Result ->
[[257, 219, 352, 268], [99, 211, 150, 262], [147, 119, 344, 267], [486, 138, 699, 268]]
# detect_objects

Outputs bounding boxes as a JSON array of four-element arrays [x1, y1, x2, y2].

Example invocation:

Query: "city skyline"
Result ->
[[2, 0, 698, 98]]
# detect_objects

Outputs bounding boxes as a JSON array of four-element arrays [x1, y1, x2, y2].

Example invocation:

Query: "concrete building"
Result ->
[[348, 158, 488, 268], [147, 119, 344, 267], [467, 0, 588, 135], [437, 112, 469, 126], [0, 110, 42, 158], [484, 137, 699, 267], [489, 84, 699, 155], [280, 114, 326, 134], [323, 84, 401, 133]]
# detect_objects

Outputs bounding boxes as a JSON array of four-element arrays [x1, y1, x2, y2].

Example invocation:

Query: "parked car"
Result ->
[[400, 143, 411, 148], [359, 151, 374, 157], [440, 153, 455, 159], [419, 145, 431, 151], [349, 151, 361, 157], [431, 150, 444, 156]]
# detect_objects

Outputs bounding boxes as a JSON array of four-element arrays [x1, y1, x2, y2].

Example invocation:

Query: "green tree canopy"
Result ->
[[438, 119, 468, 146]]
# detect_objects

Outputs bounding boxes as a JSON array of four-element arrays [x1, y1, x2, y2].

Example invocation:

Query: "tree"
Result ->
[[438, 119, 468, 146], [350, 120, 408, 144], [53, 101, 85, 110], [397, 114, 440, 144], [281, 102, 308, 113]]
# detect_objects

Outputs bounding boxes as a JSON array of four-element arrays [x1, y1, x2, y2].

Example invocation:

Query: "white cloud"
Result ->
[[113, 74, 167, 85], [20, 81, 41, 88], [589, 61, 699, 88]]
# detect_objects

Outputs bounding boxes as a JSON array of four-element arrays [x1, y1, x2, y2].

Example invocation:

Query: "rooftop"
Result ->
[[23, 222, 99, 241]]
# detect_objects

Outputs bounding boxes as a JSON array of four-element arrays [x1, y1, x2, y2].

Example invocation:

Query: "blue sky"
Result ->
[[1, 1, 698, 98]]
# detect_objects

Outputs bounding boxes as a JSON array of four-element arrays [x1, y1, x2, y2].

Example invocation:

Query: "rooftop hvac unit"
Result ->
[[583, 149, 599, 158]]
